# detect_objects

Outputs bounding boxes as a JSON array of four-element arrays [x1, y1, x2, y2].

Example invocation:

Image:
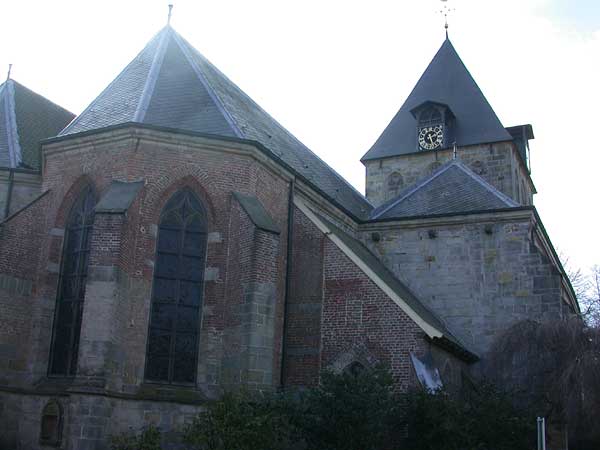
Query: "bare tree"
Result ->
[[579, 266, 600, 327], [486, 318, 600, 448], [560, 253, 600, 327]]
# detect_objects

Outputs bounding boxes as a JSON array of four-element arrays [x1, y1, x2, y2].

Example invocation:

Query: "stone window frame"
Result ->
[[48, 185, 96, 377], [39, 399, 63, 447], [144, 188, 208, 385]]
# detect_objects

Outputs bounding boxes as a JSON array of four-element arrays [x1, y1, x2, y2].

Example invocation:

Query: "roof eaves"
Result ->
[[43, 122, 369, 222]]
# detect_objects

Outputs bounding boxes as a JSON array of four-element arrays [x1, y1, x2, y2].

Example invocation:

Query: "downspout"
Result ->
[[279, 176, 295, 389], [3, 169, 14, 220]]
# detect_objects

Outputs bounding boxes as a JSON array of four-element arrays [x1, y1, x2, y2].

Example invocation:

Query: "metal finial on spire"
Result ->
[[6, 64, 12, 81], [167, 4, 173, 25], [439, 0, 455, 39]]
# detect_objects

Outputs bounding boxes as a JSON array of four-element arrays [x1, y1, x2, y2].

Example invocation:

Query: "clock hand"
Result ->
[[428, 134, 434, 144]]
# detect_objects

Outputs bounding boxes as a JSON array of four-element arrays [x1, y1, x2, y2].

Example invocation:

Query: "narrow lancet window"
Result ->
[[49, 186, 96, 376], [146, 189, 207, 384]]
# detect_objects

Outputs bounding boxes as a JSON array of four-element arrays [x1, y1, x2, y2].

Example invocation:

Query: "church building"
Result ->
[[0, 19, 577, 450]]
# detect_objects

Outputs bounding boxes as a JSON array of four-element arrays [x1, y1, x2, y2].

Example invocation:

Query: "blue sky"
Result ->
[[540, 0, 600, 31]]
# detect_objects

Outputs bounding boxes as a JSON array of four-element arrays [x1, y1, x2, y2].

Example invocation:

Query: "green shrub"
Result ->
[[294, 365, 397, 450], [402, 381, 536, 450], [183, 390, 293, 450], [110, 425, 162, 450]]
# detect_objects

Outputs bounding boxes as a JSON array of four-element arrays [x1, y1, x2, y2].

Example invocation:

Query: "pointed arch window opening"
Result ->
[[145, 189, 208, 384], [49, 186, 96, 376]]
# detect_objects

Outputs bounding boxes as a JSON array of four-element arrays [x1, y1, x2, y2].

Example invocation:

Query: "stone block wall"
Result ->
[[365, 141, 534, 207], [362, 215, 565, 355]]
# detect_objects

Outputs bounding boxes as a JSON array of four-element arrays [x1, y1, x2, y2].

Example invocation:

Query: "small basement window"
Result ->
[[40, 400, 62, 446]]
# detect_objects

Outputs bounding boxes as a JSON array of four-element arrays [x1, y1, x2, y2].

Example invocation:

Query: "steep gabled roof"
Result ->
[[371, 159, 518, 220], [362, 39, 512, 161], [0, 79, 74, 169], [60, 26, 373, 219]]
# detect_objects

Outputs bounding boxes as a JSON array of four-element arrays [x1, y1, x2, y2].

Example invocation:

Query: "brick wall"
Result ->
[[282, 206, 325, 387], [0, 191, 51, 386], [321, 238, 428, 391]]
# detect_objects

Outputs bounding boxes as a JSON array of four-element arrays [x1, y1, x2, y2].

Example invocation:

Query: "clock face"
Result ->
[[418, 125, 443, 150]]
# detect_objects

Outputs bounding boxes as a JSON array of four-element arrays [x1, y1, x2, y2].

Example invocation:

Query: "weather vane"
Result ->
[[439, 0, 455, 39]]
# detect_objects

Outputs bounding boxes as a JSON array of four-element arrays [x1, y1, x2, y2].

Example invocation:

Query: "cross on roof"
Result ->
[[439, 0, 455, 39]]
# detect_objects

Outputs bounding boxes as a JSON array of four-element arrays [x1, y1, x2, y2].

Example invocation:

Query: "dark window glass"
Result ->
[[49, 186, 96, 376], [145, 189, 207, 384]]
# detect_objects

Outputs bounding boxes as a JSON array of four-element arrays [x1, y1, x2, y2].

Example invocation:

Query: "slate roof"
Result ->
[[318, 213, 477, 361], [362, 38, 513, 161], [0, 79, 74, 169], [60, 26, 373, 219], [371, 159, 518, 220]]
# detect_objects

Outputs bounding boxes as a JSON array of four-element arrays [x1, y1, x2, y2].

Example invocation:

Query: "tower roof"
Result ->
[[362, 39, 512, 161], [0, 79, 74, 169], [61, 26, 373, 219]]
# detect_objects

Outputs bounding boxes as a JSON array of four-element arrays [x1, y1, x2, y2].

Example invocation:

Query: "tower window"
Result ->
[[145, 189, 207, 384], [419, 107, 442, 127], [49, 186, 96, 376]]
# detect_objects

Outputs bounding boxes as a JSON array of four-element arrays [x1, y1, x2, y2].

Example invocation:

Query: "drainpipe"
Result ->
[[279, 176, 295, 389], [3, 169, 15, 220]]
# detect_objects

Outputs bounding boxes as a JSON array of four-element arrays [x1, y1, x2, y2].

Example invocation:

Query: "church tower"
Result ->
[[362, 38, 535, 208]]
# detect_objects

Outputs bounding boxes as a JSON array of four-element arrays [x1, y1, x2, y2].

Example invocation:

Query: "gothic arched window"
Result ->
[[145, 189, 207, 384], [49, 186, 96, 376]]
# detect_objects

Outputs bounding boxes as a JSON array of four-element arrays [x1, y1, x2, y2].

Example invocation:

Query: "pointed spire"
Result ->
[[6, 64, 12, 81], [167, 4, 173, 25], [362, 38, 512, 161]]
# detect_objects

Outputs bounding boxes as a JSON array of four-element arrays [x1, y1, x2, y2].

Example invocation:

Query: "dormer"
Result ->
[[410, 101, 455, 152]]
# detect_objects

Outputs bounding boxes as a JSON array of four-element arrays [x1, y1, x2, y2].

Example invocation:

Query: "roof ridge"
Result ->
[[4, 80, 22, 167], [171, 29, 243, 138], [60, 28, 165, 135], [371, 161, 455, 219], [175, 33, 371, 207], [453, 160, 518, 207], [133, 26, 171, 122]]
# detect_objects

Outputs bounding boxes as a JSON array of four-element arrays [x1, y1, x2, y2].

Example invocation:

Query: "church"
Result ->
[[0, 17, 577, 450]]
